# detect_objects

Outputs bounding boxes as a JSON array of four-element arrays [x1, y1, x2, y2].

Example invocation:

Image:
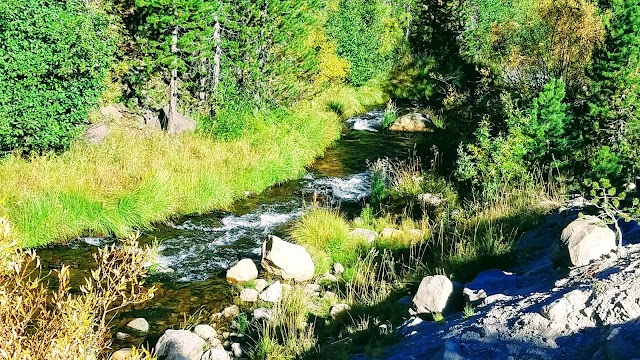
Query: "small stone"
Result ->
[[348, 228, 378, 243], [126, 318, 149, 333], [222, 332, 230, 340], [201, 348, 231, 360], [261, 235, 315, 282], [116, 332, 130, 340], [304, 283, 321, 296], [254, 279, 269, 292], [194, 324, 217, 343], [112, 348, 132, 360], [324, 291, 337, 299], [226, 259, 258, 284], [239, 288, 259, 302], [333, 263, 345, 275], [321, 273, 338, 283], [253, 308, 273, 321], [380, 228, 403, 238], [222, 305, 240, 319], [259, 281, 283, 303], [231, 342, 242, 357], [330, 303, 351, 318]]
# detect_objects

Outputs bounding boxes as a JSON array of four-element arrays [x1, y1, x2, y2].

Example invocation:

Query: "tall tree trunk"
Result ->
[[213, 14, 221, 95], [169, 24, 179, 135]]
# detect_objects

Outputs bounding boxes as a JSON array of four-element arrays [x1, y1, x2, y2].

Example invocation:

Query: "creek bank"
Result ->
[[352, 206, 640, 360]]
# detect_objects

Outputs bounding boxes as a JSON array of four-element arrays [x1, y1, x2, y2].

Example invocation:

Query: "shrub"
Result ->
[[382, 101, 398, 129], [0, 0, 115, 153], [0, 218, 155, 359]]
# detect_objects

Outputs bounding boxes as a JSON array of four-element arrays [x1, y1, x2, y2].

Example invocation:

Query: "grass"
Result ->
[[382, 100, 398, 128], [0, 80, 388, 247]]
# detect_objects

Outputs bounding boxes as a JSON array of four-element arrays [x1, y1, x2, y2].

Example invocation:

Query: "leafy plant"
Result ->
[[463, 303, 475, 319], [382, 101, 398, 128]]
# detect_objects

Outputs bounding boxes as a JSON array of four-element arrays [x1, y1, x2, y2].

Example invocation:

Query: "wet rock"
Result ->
[[155, 329, 205, 360], [550, 216, 616, 267], [333, 263, 345, 275], [253, 308, 273, 322], [126, 318, 149, 333], [261, 235, 315, 282], [380, 228, 403, 238], [194, 324, 217, 343], [83, 123, 109, 144], [201, 348, 231, 360], [226, 259, 258, 284], [239, 288, 259, 302], [389, 113, 433, 132], [330, 304, 351, 318], [412, 275, 456, 315], [116, 332, 130, 340], [463, 269, 521, 304], [222, 305, 240, 319], [348, 228, 378, 243], [259, 281, 282, 303], [231, 342, 243, 357], [112, 348, 132, 360], [254, 279, 269, 292]]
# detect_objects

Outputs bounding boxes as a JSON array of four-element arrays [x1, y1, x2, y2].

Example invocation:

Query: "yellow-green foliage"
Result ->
[[307, 23, 351, 85], [0, 82, 388, 247], [0, 218, 155, 359], [291, 208, 364, 274]]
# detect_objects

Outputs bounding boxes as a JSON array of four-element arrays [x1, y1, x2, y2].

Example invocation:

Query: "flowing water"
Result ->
[[37, 108, 446, 347]]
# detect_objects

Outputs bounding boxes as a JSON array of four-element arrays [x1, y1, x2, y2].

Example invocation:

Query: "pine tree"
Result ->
[[583, 0, 640, 178]]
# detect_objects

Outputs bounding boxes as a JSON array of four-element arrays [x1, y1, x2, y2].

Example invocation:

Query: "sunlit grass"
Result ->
[[0, 81, 388, 247]]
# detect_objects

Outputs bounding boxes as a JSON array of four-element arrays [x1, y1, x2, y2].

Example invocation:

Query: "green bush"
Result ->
[[0, 0, 114, 153]]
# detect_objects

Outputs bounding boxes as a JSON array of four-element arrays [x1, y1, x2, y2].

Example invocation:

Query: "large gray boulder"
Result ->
[[226, 258, 258, 284], [154, 329, 205, 360], [261, 235, 314, 282], [412, 275, 459, 315], [389, 113, 433, 132], [83, 123, 109, 144], [550, 216, 616, 267]]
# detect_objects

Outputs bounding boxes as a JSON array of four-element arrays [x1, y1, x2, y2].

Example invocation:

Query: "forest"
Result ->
[[1, 0, 639, 359]]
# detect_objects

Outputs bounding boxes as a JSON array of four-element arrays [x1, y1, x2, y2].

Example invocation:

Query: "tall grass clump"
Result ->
[[291, 208, 366, 275], [382, 100, 398, 128], [0, 218, 155, 359], [0, 80, 388, 247], [252, 288, 316, 360]]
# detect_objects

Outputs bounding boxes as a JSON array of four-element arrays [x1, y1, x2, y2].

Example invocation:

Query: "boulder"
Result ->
[[239, 288, 259, 302], [154, 329, 205, 360], [161, 106, 197, 134], [222, 305, 240, 319], [389, 113, 433, 132], [112, 348, 132, 360], [412, 275, 457, 315], [261, 235, 314, 282], [259, 281, 283, 303], [201, 348, 231, 360], [330, 303, 351, 318], [348, 228, 378, 243], [254, 279, 269, 292], [463, 269, 521, 304], [83, 123, 109, 144], [126, 318, 149, 333], [550, 216, 616, 267], [140, 109, 162, 129], [226, 259, 258, 284], [194, 324, 217, 343]]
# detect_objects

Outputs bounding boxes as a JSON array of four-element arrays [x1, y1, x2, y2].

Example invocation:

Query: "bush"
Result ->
[[0, 0, 115, 153]]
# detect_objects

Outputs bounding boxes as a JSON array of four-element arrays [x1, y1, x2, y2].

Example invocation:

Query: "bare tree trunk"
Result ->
[[169, 25, 179, 135], [213, 14, 221, 94]]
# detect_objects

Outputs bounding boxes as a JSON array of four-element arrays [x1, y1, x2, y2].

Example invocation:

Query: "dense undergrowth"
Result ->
[[0, 82, 387, 247]]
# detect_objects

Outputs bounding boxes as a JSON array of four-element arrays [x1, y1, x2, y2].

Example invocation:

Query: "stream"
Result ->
[[37, 108, 446, 348]]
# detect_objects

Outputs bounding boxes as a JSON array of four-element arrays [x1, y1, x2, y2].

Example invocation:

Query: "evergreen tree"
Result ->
[[583, 0, 640, 179]]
